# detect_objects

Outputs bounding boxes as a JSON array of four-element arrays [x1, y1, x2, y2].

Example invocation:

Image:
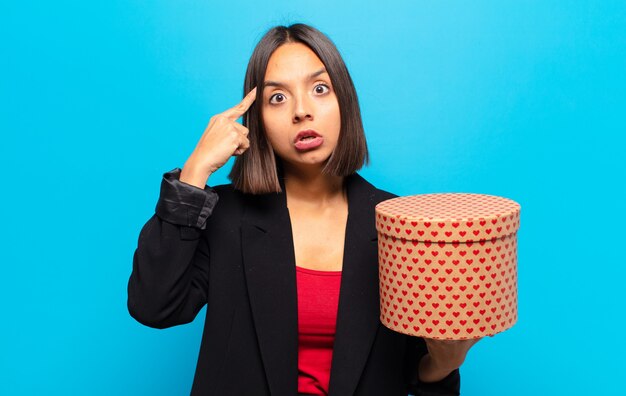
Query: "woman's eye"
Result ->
[[269, 93, 286, 104], [314, 84, 330, 94]]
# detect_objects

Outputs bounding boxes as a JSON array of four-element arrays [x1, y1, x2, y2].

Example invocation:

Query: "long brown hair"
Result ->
[[228, 23, 369, 194]]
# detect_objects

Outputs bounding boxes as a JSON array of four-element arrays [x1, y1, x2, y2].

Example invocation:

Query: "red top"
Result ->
[[296, 266, 342, 396]]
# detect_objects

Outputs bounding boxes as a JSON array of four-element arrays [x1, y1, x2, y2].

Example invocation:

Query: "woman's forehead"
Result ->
[[263, 43, 326, 84]]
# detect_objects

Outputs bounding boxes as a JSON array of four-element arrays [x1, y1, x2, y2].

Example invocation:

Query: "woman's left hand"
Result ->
[[418, 338, 482, 382]]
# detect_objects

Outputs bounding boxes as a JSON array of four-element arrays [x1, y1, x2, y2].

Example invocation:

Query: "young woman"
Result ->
[[128, 23, 478, 396]]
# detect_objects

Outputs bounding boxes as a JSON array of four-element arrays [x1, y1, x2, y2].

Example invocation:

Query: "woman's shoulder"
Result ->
[[210, 181, 237, 196], [348, 172, 399, 204]]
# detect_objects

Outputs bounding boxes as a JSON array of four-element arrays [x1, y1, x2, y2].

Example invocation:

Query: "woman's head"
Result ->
[[228, 23, 369, 194]]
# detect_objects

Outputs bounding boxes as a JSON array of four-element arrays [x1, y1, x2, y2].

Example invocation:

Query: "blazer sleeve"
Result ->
[[405, 336, 461, 396], [127, 168, 218, 329]]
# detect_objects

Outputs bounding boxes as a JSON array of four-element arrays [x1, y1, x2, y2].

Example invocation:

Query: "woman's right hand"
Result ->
[[180, 87, 257, 188]]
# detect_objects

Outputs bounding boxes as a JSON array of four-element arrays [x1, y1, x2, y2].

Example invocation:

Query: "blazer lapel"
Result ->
[[241, 173, 381, 396], [328, 173, 381, 396], [241, 180, 298, 396]]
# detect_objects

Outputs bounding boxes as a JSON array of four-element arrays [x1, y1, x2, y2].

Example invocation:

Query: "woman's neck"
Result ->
[[282, 163, 347, 207]]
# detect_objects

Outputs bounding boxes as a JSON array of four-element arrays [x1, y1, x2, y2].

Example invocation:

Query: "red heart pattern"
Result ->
[[375, 193, 520, 340]]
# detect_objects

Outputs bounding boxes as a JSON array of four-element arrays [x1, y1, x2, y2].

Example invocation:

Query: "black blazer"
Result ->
[[128, 168, 460, 396]]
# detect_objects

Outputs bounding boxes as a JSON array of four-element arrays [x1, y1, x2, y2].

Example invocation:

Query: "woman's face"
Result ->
[[261, 42, 341, 170]]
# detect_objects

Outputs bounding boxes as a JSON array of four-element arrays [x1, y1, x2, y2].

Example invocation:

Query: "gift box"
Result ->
[[375, 193, 521, 340]]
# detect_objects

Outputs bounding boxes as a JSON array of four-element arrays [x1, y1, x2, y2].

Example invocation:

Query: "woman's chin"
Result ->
[[281, 156, 331, 173]]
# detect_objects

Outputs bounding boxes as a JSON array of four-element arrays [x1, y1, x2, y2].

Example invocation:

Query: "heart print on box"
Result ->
[[375, 193, 521, 340]]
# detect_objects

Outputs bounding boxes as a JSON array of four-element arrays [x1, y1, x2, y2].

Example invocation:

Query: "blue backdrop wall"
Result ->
[[1, 1, 625, 395]]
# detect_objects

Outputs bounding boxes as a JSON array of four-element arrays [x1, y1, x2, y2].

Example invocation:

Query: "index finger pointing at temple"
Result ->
[[221, 87, 257, 121]]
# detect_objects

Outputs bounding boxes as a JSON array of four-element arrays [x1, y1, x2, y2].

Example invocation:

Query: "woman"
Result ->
[[128, 23, 478, 396]]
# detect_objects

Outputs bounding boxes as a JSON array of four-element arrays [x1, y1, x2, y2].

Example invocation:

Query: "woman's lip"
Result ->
[[294, 129, 322, 143], [294, 136, 324, 150]]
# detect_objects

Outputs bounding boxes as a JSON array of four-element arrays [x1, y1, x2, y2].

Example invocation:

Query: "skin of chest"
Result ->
[[288, 202, 348, 272]]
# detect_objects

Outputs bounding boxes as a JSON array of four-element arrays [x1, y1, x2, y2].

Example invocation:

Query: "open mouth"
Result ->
[[294, 136, 324, 150]]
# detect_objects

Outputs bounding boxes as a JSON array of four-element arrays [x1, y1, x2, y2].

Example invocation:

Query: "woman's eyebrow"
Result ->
[[263, 68, 328, 89]]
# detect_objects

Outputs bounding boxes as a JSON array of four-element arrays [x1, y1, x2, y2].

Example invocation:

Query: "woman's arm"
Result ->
[[127, 168, 218, 329]]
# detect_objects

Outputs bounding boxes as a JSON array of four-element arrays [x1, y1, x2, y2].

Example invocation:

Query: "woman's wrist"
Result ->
[[180, 161, 211, 189]]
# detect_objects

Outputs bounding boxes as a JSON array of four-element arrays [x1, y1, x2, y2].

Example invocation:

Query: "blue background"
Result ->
[[2, 1, 625, 395]]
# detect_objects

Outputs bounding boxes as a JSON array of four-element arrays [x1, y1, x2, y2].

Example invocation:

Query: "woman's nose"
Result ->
[[292, 92, 313, 123]]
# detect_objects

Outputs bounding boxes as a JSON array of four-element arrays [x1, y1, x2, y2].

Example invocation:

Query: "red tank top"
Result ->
[[296, 266, 342, 396]]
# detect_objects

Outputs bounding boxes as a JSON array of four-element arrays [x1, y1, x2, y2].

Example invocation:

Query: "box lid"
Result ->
[[375, 193, 520, 242]]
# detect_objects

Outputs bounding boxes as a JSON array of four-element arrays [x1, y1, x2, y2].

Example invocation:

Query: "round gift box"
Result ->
[[375, 193, 521, 340]]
